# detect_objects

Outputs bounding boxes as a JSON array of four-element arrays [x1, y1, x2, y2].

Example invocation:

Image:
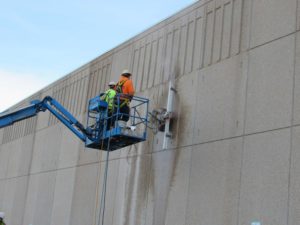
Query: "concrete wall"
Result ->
[[0, 0, 299, 225]]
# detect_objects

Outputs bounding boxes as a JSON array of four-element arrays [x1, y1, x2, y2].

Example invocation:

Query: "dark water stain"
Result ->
[[121, 63, 184, 224], [123, 155, 137, 225], [145, 68, 183, 225], [122, 142, 153, 225]]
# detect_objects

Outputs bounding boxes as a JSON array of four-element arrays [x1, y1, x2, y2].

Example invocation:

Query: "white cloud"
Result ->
[[0, 69, 49, 112]]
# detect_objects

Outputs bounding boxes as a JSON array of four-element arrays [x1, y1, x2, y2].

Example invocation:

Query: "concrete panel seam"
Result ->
[[0, 164, 79, 182], [210, 2, 217, 65], [228, 0, 235, 58], [171, 28, 179, 78], [217, 3, 225, 62], [139, 43, 149, 91], [183, 146, 194, 225], [156, 125, 296, 154], [287, 24, 298, 225], [106, 156, 120, 225], [47, 170, 58, 225], [248, 31, 296, 53], [200, 6, 207, 68], [150, 39, 159, 87], [242, 53, 250, 136], [22, 123, 39, 221], [146, 41, 154, 87], [287, 127, 294, 225], [237, 0, 245, 54], [236, 133, 246, 225], [187, 14, 197, 73], [138, 45, 146, 91], [144, 149, 153, 225], [246, 0, 254, 50]]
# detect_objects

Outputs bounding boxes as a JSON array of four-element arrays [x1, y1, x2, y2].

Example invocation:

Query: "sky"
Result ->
[[0, 0, 197, 112]]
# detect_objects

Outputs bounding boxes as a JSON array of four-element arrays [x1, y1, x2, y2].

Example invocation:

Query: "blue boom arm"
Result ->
[[0, 100, 43, 128], [0, 96, 87, 142], [0, 94, 149, 151]]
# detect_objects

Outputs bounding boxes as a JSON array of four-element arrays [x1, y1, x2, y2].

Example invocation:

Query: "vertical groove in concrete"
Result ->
[[287, 6, 298, 225]]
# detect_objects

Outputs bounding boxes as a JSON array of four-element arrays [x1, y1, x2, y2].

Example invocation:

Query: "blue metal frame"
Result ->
[[85, 94, 149, 150], [0, 94, 149, 151]]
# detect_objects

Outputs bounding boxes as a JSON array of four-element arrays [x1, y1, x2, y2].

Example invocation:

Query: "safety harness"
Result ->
[[115, 80, 130, 108]]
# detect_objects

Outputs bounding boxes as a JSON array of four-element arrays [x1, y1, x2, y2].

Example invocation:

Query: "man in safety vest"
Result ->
[[101, 81, 117, 130], [115, 69, 135, 122], [0, 212, 6, 225], [101, 81, 117, 110]]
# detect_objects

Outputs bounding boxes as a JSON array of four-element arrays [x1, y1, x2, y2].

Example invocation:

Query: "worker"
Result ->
[[101, 81, 117, 130], [0, 212, 6, 225], [101, 81, 117, 110], [115, 69, 135, 122]]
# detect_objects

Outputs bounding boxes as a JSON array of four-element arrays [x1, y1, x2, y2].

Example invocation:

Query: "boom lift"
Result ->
[[0, 94, 149, 151]]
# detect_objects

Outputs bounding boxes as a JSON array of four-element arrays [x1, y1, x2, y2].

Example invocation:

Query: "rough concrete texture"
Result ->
[[0, 0, 299, 225]]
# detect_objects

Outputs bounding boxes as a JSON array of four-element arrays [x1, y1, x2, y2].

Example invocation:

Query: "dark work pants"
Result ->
[[119, 104, 130, 122], [106, 110, 116, 130]]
